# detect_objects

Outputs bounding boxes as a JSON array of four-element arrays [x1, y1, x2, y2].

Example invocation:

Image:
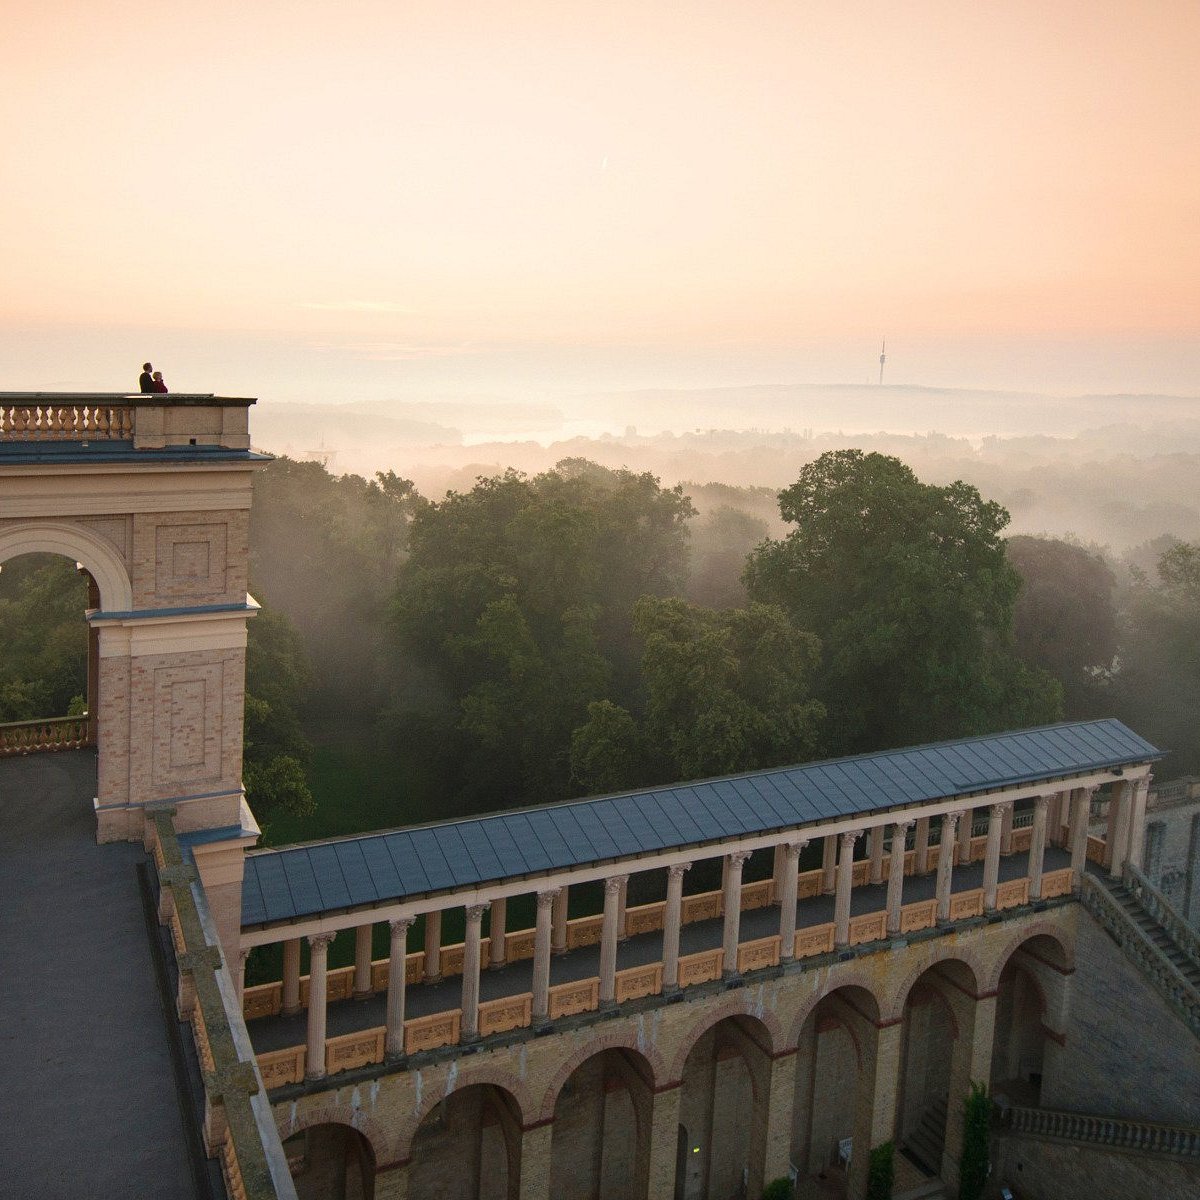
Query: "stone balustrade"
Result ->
[[1123, 863, 1200, 969], [0, 398, 133, 440], [0, 714, 91, 757], [1003, 1104, 1200, 1159]]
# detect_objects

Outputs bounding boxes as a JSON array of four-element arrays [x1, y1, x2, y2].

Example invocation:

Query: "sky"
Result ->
[[2, 1, 1198, 407]]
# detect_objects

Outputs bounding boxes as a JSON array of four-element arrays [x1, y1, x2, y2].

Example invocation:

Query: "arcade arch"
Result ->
[[0, 521, 132, 612], [283, 1122, 375, 1200]]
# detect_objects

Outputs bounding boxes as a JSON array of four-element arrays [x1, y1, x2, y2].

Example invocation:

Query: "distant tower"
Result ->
[[878, 339, 887, 385]]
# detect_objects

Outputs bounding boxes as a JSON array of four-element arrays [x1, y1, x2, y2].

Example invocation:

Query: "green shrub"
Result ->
[[866, 1140, 894, 1200], [959, 1081, 991, 1200], [761, 1179, 793, 1200]]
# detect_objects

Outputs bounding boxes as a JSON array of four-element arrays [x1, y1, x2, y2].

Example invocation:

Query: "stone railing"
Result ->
[[149, 811, 298, 1200], [1002, 1104, 1200, 1159], [1124, 863, 1200, 970], [0, 714, 91, 756], [0, 398, 132, 440], [253, 871, 1066, 1088], [1151, 777, 1200, 806], [0, 392, 253, 450], [1080, 874, 1200, 1039]]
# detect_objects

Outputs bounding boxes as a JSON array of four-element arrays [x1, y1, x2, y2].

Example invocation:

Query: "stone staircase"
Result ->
[[1080, 864, 1200, 1039], [903, 1095, 948, 1177]]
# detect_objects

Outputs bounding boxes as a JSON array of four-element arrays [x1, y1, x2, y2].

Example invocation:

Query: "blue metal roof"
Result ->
[[241, 718, 1162, 928]]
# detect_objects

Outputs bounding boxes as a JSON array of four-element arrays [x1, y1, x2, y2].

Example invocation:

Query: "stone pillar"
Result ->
[[869, 825, 885, 884], [517, 1120, 554, 1200], [1000, 803, 1014, 854], [983, 802, 1009, 911], [956, 805, 974, 863], [1069, 788, 1091, 887], [599, 875, 628, 1008], [778, 841, 807, 961], [941, 992, 998, 1189], [848, 1020, 904, 1200], [353, 923, 373, 999], [531, 888, 558, 1025], [281, 937, 301, 1016], [460, 902, 488, 1042], [760, 1050, 799, 1186], [304, 932, 334, 1080], [886, 820, 913, 935], [834, 830, 861, 947], [489, 896, 507, 969], [616, 876, 629, 941], [1104, 789, 1120, 868], [771, 843, 785, 896], [385, 917, 413, 1060], [235, 948, 248, 1006], [1029, 794, 1049, 900], [374, 1163, 409, 1200], [1127, 777, 1151, 870], [662, 862, 690, 992], [722, 850, 752, 977], [645, 1084, 683, 1198], [423, 910, 442, 983], [936, 812, 961, 922], [551, 886, 568, 955], [821, 834, 838, 894], [914, 816, 931, 874], [1110, 780, 1132, 878]]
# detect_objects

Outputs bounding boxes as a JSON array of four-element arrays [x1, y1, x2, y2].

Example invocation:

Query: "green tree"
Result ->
[[1007, 535, 1117, 717], [391, 461, 695, 806], [958, 1083, 990, 1200], [866, 1140, 894, 1200], [686, 504, 770, 609], [744, 450, 1061, 754]]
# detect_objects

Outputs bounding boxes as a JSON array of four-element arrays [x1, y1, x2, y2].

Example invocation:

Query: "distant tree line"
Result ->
[[3, 448, 1199, 837]]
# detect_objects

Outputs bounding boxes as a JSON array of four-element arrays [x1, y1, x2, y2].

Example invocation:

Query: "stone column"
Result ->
[[423, 910, 442, 983], [834, 830, 861, 948], [1127, 777, 1151, 870], [1069, 787, 1092, 886], [936, 812, 961, 922], [869, 825, 885, 884], [385, 917, 414, 1060], [616, 876, 629, 941], [1105, 789, 1120, 868], [821, 834, 838, 894], [645, 1084, 683, 1198], [281, 937, 301, 1016], [236, 948, 248, 1006], [551, 886, 569, 955], [777, 841, 807, 961], [914, 816, 931, 874], [771, 843, 785, 896], [662, 862, 691, 992], [722, 850, 752, 978], [956, 805, 974, 863], [1028, 794, 1049, 900], [599, 875, 628, 1008], [489, 896, 507, 969], [1110, 780, 1132, 878], [848, 1020, 904, 1200], [531, 888, 558, 1025], [304, 932, 335, 1080], [374, 1163, 409, 1200], [941, 992, 998, 1189], [983, 801, 1009, 911], [886, 820, 913, 934], [1000, 803, 1014, 854], [759, 1050, 799, 1187], [460, 902, 489, 1042], [353, 923, 373, 999]]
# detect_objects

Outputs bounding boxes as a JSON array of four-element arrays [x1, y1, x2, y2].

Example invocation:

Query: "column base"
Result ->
[[600, 998, 618, 1012], [488, 960, 507, 971], [305, 1069, 327, 1083], [423, 973, 443, 985], [353, 989, 373, 1001], [281, 1005, 301, 1018]]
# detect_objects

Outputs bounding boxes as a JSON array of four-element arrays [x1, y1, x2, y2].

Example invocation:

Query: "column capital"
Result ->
[[389, 916, 415, 936], [839, 829, 863, 850], [308, 932, 336, 952], [604, 874, 630, 896], [536, 887, 562, 910], [783, 839, 809, 859], [1033, 793, 1050, 812], [990, 800, 1013, 818], [727, 849, 752, 868], [668, 862, 692, 879], [465, 902, 490, 922], [892, 818, 914, 834]]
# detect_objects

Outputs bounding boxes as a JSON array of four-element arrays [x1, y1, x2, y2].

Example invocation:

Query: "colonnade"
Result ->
[[249, 778, 1148, 1083]]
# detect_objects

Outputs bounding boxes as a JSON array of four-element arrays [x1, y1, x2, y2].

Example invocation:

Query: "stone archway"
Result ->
[[282, 1121, 376, 1200], [0, 521, 132, 612]]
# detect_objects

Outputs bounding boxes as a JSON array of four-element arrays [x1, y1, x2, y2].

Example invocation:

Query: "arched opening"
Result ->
[[894, 958, 980, 1183], [677, 1014, 772, 1200], [792, 984, 881, 1197], [0, 551, 97, 750], [408, 1083, 522, 1200], [548, 1046, 654, 1200], [283, 1122, 376, 1200]]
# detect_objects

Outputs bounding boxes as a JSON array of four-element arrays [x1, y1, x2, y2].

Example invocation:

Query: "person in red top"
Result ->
[[150, 371, 168, 394]]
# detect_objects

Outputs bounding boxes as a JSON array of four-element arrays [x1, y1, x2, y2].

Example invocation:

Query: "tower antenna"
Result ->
[[878, 339, 886, 386]]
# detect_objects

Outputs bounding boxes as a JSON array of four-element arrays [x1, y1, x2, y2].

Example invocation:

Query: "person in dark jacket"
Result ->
[[138, 362, 154, 392]]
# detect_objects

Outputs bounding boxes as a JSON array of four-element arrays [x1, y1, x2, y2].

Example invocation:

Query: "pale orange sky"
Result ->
[[1, 1, 1198, 394]]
